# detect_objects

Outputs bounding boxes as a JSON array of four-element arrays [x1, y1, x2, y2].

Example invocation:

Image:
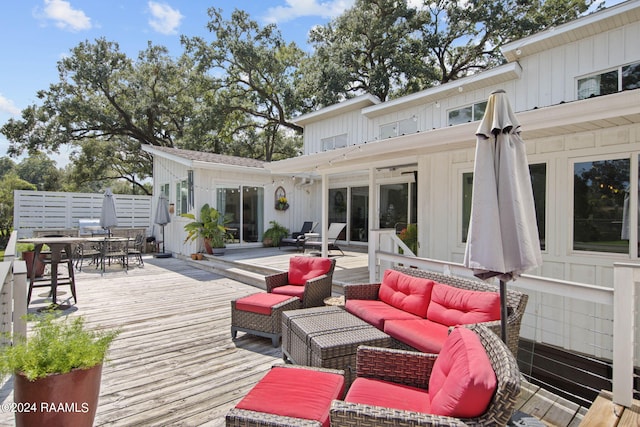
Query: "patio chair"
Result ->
[[279, 221, 318, 250], [127, 232, 145, 267], [266, 256, 336, 308], [330, 324, 521, 427], [303, 223, 346, 256]]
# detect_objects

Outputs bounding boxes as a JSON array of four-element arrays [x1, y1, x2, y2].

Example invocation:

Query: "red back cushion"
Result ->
[[378, 270, 434, 318], [428, 327, 497, 418], [426, 282, 501, 326], [288, 257, 333, 286]]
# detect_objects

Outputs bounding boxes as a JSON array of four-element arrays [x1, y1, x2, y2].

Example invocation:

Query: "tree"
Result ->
[[304, 0, 436, 104], [0, 173, 36, 247], [181, 8, 305, 160], [0, 157, 16, 180], [14, 153, 62, 192], [1, 39, 205, 194], [416, 0, 595, 84]]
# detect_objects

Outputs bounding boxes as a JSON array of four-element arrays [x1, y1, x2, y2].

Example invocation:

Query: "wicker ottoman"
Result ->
[[226, 364, 345, 427], [231, 293, 301, 347], [282, 306, 392, 386]]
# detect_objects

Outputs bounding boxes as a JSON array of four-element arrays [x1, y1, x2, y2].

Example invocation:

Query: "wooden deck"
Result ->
[[0, 247, 628, 426]]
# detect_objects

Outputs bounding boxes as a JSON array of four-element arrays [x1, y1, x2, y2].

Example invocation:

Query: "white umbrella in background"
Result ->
[[100, 188, 118, 236], [463, 89, 543, 342], [154, 194, 172, 258]]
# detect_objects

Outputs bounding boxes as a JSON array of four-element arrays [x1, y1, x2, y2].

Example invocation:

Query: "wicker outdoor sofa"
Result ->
[[330, 323, 521, 427], [344, 266, 529, 357]]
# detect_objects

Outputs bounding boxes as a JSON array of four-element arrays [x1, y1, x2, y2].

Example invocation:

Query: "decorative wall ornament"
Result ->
[[275, 186, 289, 211]]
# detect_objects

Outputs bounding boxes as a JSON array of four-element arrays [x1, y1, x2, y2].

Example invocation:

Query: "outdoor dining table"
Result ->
[[18, 236, 84, 307], [86, 236, 132, 274]]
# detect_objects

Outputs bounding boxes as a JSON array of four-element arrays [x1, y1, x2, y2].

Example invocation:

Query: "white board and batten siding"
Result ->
[[14, 190, 152, 238]]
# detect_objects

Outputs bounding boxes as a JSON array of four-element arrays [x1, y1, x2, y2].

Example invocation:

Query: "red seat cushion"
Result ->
[[272, 285, 306, 300], [235, 366, 345, 427], [288, 257, 333, 285], [383, 319, 450, 353], [345, 377, 431, 413], [427, 282, 501, 326], [428, 327, 497, 418], [235, 293, 298, 315], [345, 299, 420, 330], [378, 270, 434, 317]]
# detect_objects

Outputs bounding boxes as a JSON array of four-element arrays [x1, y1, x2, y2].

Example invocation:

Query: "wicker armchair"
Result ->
[[330, 324, 521, 427], [266, 257, 336, 308], [344, 266, 528, 356]]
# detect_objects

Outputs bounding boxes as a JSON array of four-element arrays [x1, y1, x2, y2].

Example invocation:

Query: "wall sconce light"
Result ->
[[169, 203, 175, 214]]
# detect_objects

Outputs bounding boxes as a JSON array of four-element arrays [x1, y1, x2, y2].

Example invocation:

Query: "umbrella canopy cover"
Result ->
[[100, 188, 119, 230], [155, 194, 172, 226], [463, 90, 542, 281]]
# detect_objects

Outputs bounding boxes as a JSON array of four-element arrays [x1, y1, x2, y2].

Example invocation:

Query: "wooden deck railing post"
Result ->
[[612, 262, 638, 407]]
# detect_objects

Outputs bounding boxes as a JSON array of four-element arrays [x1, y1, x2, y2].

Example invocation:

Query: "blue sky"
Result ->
[[0, 0, 356, 165], [0, 0, 623, 167]]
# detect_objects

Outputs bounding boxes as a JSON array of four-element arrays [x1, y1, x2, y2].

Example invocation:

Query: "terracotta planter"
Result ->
[[203, 238, 213, 255], [13, 364, 103, 427], [21, 251, 45, 278]]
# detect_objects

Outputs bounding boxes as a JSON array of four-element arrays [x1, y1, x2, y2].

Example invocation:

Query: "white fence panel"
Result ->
[[14, 190, 152, 238]]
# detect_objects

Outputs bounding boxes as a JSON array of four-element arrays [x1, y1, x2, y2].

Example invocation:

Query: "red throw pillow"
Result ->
[[288, 257, 332, 285], [426, 282, 501, 326], [378, 269, 434, 317], [428, 327, 497, 418]]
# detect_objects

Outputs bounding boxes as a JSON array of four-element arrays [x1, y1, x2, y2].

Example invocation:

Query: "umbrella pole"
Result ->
[[499, 279, 509, 344]]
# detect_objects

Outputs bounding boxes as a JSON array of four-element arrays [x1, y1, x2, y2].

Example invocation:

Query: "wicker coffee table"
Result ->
[[282, 306, 392, 386]]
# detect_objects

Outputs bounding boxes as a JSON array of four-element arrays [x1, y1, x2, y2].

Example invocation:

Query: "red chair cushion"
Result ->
[[288, 257, 333, 285], [345, 377, 431, 414], [271, 285, 306, 300], [345, 299, 421, 330], [428, 327, 497, 418], [235, 293, 298, 315], [235, 366, 345, 427], [383, 319, 450, 354], [427, 282, 501, 326], [378, 270, 434, 317]]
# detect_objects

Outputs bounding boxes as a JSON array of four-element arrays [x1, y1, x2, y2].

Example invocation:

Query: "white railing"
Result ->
[[369, 229, 637, 407], [1, 231, 28, 344]]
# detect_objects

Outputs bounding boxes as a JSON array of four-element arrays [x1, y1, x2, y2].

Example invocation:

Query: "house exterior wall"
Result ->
[[303, 108, 369, 153]]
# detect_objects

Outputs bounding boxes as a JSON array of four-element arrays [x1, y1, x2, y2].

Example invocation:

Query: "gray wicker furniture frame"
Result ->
[[330, 324, 521, 427], [226, 364, 344, 427], [265, 258, 336, 308], [282, 306, 392, 386], [343, 266, 528, 356], [231, 295, 302, 347]]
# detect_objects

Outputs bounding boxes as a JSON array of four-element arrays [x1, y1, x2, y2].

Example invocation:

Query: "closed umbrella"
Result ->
[[463, 89, 542, 342], [154, 194, 172, 258], [100, 188, 118, 236]]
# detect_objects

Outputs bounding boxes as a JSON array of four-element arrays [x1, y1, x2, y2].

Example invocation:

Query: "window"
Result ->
[[573, 159, 629, 253], [176, 180, 188, 215], [448, 101, 487, 126], [577, 61, 640, 99], [462, 163, 546, 250], [160, 183, 170, 198], [379, 117, 418, 139], [350, 186, 369, 242], [322, 134, 348, 151]]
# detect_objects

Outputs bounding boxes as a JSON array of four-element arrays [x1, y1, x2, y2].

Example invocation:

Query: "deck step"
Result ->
[[182, 256, 268, 290]]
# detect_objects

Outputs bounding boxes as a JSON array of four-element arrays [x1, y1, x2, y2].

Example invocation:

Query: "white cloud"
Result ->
[[0, 94, 21, 116], [264, 0, 355, 24], [40, 0, 92, 32], [148, 1, 183, 35]]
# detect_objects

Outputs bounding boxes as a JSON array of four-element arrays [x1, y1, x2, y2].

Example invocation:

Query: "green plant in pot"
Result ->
[[182, 204, 231, 255], [0, 313, 120, 427], [262, 221, 289, 247]]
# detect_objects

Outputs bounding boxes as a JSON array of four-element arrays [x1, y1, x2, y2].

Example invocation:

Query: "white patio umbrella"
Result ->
[[463, 89, 542, 342], [100, 188, 118, 236], [154, 194, 172, 258]]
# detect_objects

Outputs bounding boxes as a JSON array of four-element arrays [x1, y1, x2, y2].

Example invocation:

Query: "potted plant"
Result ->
[[182, 204, 231, 255], [0, 313, 120, 427], [262, 221, 289, 247], [17, 243, 45, 278]]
